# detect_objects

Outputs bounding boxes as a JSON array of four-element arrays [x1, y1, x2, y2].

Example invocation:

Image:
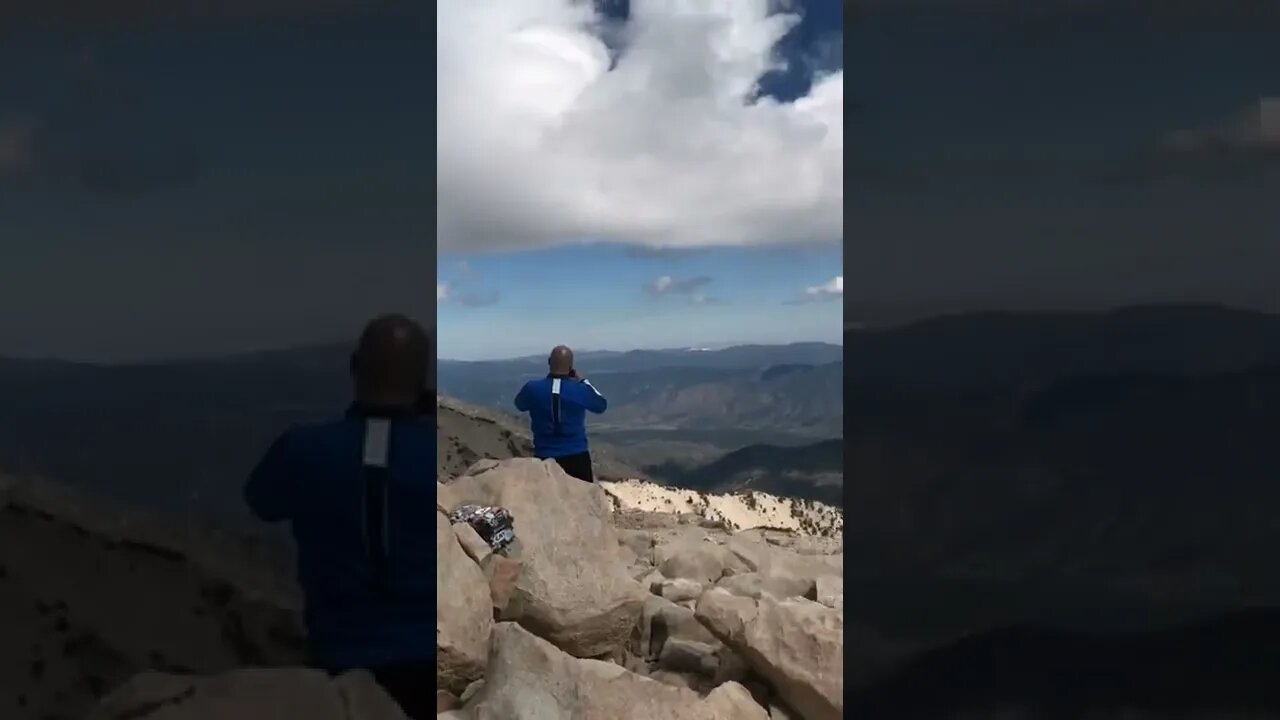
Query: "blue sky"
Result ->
[[438, 243, 842, 359], [437, 0, 844, 360]]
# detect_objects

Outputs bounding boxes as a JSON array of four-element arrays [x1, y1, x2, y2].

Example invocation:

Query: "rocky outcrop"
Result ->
[[696, 590, 844, 720], [1, 475, 307, 720], [436, 512, 492, 694], [438, 458, 844, 719], [466, 623, 768, 720], [75, 452, 844, 720], [444, 458, 648, 658], [87, 668, 405, 720]]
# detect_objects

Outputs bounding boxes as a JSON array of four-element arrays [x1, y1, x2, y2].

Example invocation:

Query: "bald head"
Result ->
[[351, 314, 431, 407], [548, 345, 574, 375]]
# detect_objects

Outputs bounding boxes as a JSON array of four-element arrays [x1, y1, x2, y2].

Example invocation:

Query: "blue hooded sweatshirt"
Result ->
[[244, 407, 435, 671], [514, 374, 608, 458]]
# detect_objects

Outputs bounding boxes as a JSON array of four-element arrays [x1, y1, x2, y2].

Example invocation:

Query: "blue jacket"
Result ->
[[514, 374, 607, 458], [244, 407, 435, 671]]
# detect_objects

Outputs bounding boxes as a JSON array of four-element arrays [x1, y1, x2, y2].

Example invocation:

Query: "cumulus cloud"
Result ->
[[788, 275, 842, 303], [439, 275, 500, 308], [437, 0, 842, 254], [646, 274, 713, 296]]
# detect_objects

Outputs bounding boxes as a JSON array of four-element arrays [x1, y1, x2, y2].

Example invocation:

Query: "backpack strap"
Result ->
[[551, 377, 564, 437]]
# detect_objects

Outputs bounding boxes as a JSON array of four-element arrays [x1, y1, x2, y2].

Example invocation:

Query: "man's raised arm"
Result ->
[[575, 377, 607, 414]]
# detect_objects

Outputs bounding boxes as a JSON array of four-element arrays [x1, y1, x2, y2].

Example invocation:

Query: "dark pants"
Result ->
[[553, 451, 595, 483]]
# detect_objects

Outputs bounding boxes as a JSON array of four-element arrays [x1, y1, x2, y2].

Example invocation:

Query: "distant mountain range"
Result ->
[[842, 304, 1280, 645], [438, 342, 843, 437]]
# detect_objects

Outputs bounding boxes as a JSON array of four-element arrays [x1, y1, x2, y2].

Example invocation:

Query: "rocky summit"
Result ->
[[3, 398, 843, 719], [437, 457, 844, 720]]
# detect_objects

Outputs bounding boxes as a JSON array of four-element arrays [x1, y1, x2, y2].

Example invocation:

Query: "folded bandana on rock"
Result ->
[[448, 504, 516, 552]]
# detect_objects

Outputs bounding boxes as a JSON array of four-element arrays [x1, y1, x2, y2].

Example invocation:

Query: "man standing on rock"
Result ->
[[514, 345, 608, 482], [244, 314, 435, 719]]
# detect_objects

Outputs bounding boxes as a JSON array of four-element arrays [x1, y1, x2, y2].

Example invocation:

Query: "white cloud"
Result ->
[[646, 274, 713, 296], [437, 0, 842, 254], [803, 275, 842, 300], [437, 281, 451, 301]]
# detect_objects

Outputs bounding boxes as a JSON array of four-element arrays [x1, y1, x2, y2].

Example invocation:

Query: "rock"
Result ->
[[467, 622, 769, 720], [650, 669, 698, 690], [658, 638, 720, 676], [642, 569, 666, 593], [438, 689, 461, 712], [725, 533, 841, 584], [88, 668, 406, 720], [711, 646, 750, 686], [437, 481, 455, 514], [769, 702, 796, 719], [647, 596, 720, 656], [446, 459, 647, 657], [716, 572, 813, 601], [436, 512, 492, 694], [659, 578, 704, 603], [453, 521, 492, 565], [481, 553, 523, 615], [695, 589, 843, 720], [655, 536, 747, 585], [812, 575, 842, 609], [618, 529, 656, 560], [460, 679, 485, 705]]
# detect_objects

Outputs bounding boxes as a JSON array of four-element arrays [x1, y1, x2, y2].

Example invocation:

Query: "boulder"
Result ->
[[645, 595, 720, 657], [466, 622, 769, 720], [453, 521, 492, 564], [654, 536, 748, 585], [659, 577, 704, 603], [716, 572, 814, 601], [618, 528, 656, 561], [437, 481, 455, 514], [658, 638, 720, 675], [695, 589, 843, 720], [436, 511, 492, 693], [482, 553, 523, 615], [437, 689, 461, 713], [812, 575, 843, 609], [446, 459, 646, 657], [725, 533, 841, 586], [88, 668, 405, 720]]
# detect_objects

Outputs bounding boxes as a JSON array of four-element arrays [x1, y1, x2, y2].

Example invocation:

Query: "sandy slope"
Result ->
[[599, 478, 843, 538]]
